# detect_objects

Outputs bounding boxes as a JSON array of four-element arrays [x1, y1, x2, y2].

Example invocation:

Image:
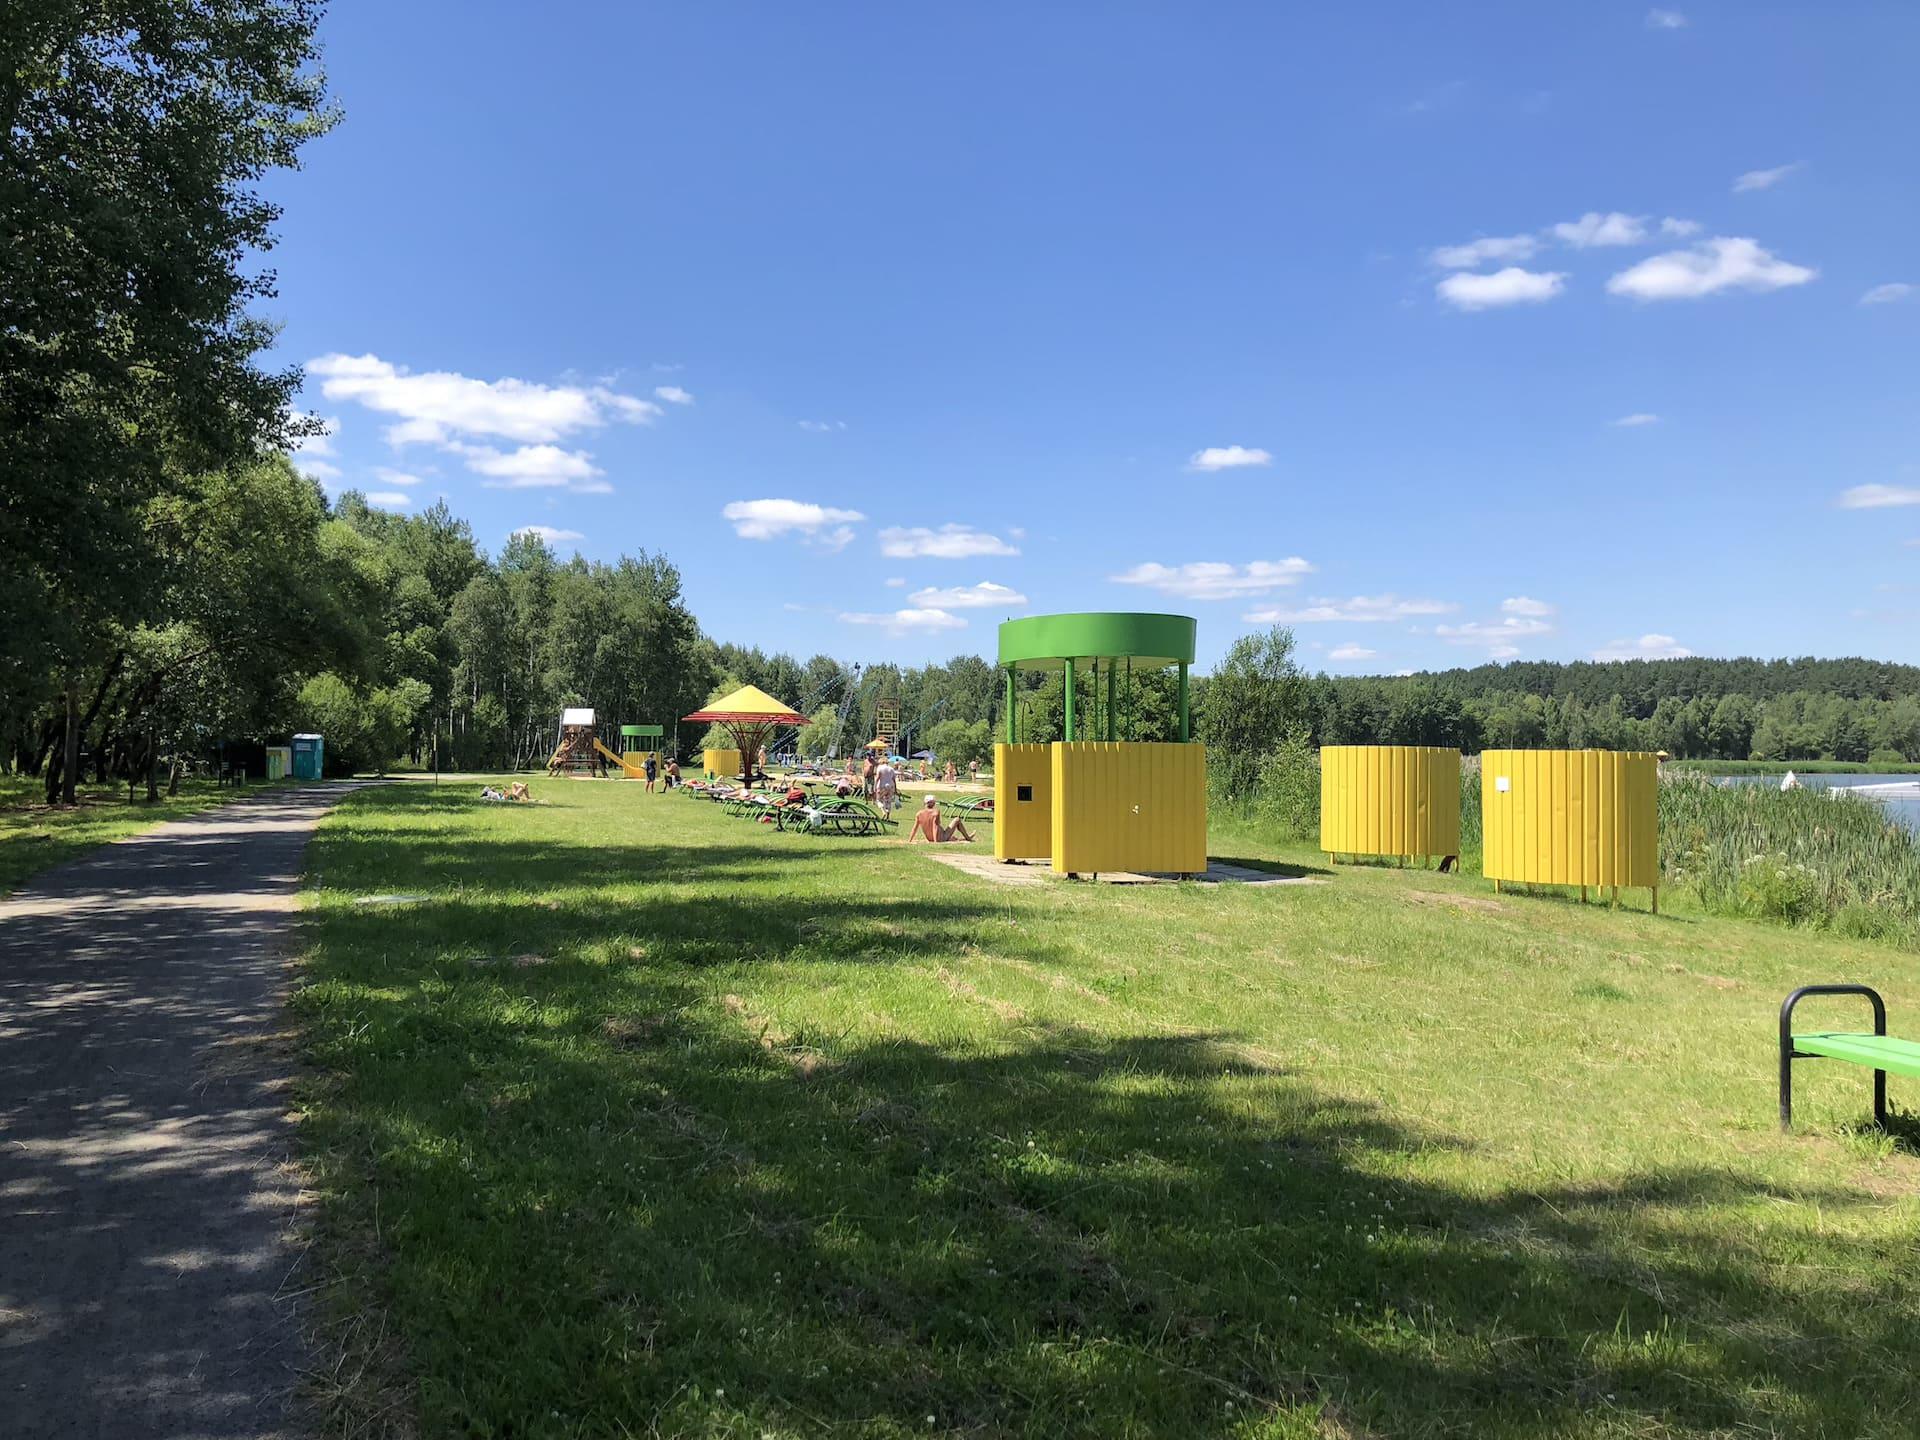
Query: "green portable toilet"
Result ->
[[291, 733, 325, 780]]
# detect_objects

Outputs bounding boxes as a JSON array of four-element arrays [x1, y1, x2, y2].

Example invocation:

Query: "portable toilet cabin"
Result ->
[[265, 746, 293, 781], [290, 733, 325, 780]]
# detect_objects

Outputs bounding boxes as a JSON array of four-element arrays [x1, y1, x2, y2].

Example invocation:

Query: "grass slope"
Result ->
[[297, 780, 1920, 1439], [0, 775, 257, 895]]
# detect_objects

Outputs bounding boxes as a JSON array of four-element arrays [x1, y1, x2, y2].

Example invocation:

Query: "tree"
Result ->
[[2, 2, 334, 800], [1198, 627, 1307, 798], [924, 718, 992, 769]]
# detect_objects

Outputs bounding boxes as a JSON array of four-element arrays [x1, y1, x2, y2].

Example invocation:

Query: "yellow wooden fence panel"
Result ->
[[1319, 745, 1461, 858], [994, 743, 1054, 860], [702, 748, 741, 780], [1481, 749, 1658, 889], [1051, 742, 1207, 876]]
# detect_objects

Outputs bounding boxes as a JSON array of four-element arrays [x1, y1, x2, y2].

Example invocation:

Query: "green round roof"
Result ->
[[998, 612, 1196, 672]]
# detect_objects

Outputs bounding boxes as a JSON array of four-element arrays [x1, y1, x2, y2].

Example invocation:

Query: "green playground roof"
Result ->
[[620, 724, 664, 738], [997, 612, 1196, 672]]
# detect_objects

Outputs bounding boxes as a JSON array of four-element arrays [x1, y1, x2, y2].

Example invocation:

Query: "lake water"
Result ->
[[1714, 773, 1920, 836]]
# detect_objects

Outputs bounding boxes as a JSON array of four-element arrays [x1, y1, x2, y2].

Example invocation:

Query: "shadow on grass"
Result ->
[[1209, 854, 1333, 879], [299, 988, 1920, 1439]]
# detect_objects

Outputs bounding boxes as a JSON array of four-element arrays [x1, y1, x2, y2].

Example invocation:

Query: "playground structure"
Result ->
[[994, 612, 1206, 877], [1320, 745, 1462, 866], [684, 685, 808, 786], [1481, 748, 1660, 909], [546, 711, 670, 779]]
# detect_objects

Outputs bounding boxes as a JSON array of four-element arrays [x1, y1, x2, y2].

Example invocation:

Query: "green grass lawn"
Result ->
[[296, 779, 1920, 1439], [0, 774, 259, 895]]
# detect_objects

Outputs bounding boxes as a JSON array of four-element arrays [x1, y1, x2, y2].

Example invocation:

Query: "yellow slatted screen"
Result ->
[[702, 748, 741, 779], [1050, 742, 1207, 876], [1319, 746, 1461, 858], [1480, 749, 1658, 888], [993, 744, 1054, 860]]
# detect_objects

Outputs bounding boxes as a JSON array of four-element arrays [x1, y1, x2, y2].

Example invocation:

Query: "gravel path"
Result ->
[[0, 783, 371, 1439]]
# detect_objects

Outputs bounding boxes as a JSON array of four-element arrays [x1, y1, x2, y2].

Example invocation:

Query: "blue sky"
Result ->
[[274, 2, 1920, 673]]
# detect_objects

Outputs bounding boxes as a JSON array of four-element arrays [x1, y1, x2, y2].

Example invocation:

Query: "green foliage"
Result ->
[[1253, 725, 1320, 839], [1660, 774, 1920, 943], [1199, 626, 1307, 799], [923, 718, 992, 768]]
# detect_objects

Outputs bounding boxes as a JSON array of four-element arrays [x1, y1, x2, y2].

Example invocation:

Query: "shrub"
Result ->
[[1737, 854, 1823, 925], [1253, 726, 1320, 840]]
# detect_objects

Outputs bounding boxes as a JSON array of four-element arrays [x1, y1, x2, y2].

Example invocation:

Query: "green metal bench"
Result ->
[[1779, 984, 1920, 1130]]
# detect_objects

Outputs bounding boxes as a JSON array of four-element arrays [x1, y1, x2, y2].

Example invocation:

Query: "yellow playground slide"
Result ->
[[591, 737, 649, 779]]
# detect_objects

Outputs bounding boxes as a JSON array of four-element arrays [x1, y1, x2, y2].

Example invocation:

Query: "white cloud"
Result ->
[[307, 353, 661, 447], [1436, 267, 1567, 310], [1861, 283, 1916, 306], [296, 458, 342, 482], [1435, 615, 1554, 656], [653, 385, 694, 405], [884, 576, 907, 587], [1606, 237, 1815, 300], [1661, 217, 1702, 237], [374, 466, 425, 487], [511, 525, 585, 544], [1838, 484, 1920, 509], [1110, 559, 1314, 601], [362, 491, 411, 509], [878, 524, 1019, 559], [1645, 8, 1687, 28], [722, 498, 866, 548], [1593, 633, 1694, 661], [838, 608, 968, 634], [1430, 234, 1540, 269], [906, 581, 1029, 610], [1612, 412, 1662, 427], [798, 419, 847, 433], [454, 442, 605, 491], [1328, 644, 1377, 661], [1244, 594, 1456, 624], [1733, 163, 1801, 193], [1186, 445, 1272, 472], [1551, 211, 1650, 248], [1501, 596, 1556, 617]]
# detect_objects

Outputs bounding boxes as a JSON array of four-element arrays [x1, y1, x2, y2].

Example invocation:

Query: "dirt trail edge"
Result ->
[[0, 782, 378, 1440]]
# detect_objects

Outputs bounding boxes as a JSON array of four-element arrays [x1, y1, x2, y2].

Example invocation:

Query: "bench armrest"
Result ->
[[1780, 984, 1886, 1056]]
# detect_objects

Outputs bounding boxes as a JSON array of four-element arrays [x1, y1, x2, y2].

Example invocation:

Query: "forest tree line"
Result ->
[[8, 475, 1920, 793]]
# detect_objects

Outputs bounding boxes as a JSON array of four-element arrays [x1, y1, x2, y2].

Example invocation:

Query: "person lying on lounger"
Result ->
[[907, 796, 976, 844]]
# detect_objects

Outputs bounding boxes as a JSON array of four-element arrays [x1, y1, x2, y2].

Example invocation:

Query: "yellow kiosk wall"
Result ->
[[1481, 749, 1659, 889], [1051, 742, 1207, 876], [703, 748, 742, 779], [1320, 745, 1461, 858], [993, 744, 1053, 860]]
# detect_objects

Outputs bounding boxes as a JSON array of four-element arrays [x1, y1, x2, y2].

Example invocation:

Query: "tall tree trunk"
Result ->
[[59, 674, 79, 805], [145, 725, 161, 803]]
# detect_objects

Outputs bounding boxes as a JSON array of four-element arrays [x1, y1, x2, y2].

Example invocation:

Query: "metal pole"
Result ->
[[1177, 661, 1190, 742], [1005, 667, 1017, 744], [1063, 658, 1076, 742], [1105, 662, 1116, 742]]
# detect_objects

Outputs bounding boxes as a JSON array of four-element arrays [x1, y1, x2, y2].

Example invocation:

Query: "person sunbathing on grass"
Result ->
[[506, 781, 532, 802], [907, 796, 976, 844]]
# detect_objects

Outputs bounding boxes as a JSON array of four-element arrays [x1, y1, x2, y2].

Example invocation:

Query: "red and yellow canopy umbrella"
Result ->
[[683, 684, 807, 783]]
